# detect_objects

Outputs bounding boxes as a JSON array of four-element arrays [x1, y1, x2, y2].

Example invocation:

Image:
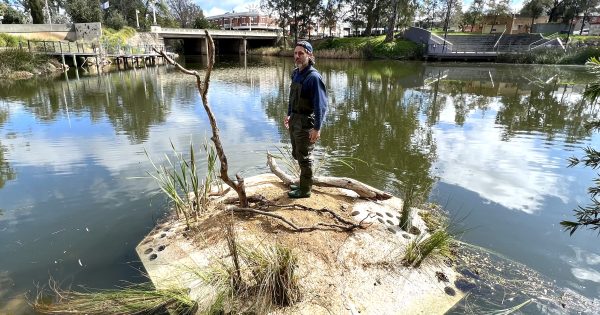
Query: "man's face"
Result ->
[[294, 46, 311, 68]]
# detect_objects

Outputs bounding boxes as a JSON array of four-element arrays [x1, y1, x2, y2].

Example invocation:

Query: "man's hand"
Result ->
[[284, 115, 290, 129], [309, 128, 320, 143]]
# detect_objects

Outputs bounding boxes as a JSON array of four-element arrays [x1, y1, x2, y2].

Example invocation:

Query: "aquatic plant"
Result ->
[[402, 229, 452, 267], [33, 282, 196, 314], [145, 139, 219, 228]]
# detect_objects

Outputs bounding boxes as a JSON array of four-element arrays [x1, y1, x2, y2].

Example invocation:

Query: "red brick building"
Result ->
[[207, 12, 279, 32]]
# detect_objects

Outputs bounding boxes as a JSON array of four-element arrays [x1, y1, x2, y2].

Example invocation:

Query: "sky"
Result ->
[[198, 0, 527, 18]]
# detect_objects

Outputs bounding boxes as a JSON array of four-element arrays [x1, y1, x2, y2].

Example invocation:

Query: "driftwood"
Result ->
[[154, 31, 248, 207], [267, 153, 392, 200], [226, 205, 363, 232]]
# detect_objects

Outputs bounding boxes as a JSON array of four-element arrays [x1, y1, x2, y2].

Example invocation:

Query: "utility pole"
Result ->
[[152, 1, 157, 25], [45, 0, 52, 24], [136, 9, 140, 28]]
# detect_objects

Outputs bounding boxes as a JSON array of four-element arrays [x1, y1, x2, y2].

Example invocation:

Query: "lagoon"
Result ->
[[0, 57, 599, 313]]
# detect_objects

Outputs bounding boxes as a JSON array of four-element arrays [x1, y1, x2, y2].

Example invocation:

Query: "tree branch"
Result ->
[[154, 31, 248, 207], [267, 153, 392, 200]]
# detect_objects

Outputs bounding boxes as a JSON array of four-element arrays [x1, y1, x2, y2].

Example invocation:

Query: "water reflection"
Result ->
[[0, 59, 599, 314]]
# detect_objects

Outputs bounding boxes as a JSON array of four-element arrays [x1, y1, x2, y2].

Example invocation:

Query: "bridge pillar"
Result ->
[[202, 38, 208, 55], [239, 37, 247, 55]]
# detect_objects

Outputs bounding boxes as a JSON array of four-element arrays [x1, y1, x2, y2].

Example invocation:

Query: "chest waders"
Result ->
[[288, 69, 316, 197]]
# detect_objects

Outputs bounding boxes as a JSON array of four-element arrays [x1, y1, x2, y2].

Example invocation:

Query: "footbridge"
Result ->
[[151, 26, 280, 55]]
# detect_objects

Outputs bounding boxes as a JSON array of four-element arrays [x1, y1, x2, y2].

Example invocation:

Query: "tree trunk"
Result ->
[[28, 0, 45, 24], [385, 0, 399, 42], [364, 0, 377, 36]]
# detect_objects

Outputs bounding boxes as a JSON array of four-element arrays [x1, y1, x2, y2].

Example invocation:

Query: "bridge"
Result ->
[[404, 27, 564, 61], [150, 26, 280, 55]]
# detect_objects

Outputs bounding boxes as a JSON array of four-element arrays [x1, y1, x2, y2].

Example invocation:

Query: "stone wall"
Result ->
[[74, 23, 102, 41], [0, 23, 102, 41]]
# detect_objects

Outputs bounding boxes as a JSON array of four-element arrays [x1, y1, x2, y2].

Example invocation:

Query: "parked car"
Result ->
[[572, 29, 590, 35]]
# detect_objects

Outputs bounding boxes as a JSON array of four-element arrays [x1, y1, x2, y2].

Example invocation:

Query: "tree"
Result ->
[[65, 0, 102, 23], [385, 0, 418, 42], [193, 16, 218, 29], [486, 0, 512, 33], [166, 0, 204, 28], [520, 0, 553, 30], [462, 0, 484, 32], [561, 57, 600, 235], [321, 0, 344, 37], [28, 0, 44, 23], [0, 2, 27, 23]]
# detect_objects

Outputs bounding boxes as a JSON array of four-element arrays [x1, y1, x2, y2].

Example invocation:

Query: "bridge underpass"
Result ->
[[153, 27, 279, 56]]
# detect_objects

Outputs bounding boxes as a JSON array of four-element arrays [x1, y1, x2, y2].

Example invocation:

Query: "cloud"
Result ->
[[195, 0, 262, 17]]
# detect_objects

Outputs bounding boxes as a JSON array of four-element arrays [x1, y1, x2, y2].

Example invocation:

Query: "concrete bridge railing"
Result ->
[[151, 26, 279, 39]]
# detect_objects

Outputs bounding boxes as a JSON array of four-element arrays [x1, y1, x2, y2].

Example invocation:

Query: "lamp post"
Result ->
[[136, 9, 140, 28], [152, 2, 157, 25]]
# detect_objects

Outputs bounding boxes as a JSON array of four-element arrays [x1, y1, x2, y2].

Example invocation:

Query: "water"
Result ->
[[0, 57, 599, 314]]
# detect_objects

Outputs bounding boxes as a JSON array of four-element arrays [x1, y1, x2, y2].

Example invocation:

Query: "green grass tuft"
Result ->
[[403, 229, 452, 268]]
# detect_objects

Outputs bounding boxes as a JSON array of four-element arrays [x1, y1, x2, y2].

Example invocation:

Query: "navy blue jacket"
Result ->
[[287, 65, 328, 130]]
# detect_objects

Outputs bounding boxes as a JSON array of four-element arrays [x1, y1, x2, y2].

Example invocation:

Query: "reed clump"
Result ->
[[402, 228, 452, 268], [185, 223, 300, 314], [145, 140, 220, 228], [0, 49, 49, 77], [33, 282, 196, 315]]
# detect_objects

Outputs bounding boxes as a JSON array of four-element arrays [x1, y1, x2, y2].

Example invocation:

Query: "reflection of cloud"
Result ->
[[562, 246, 600, 284], [432, 100, 569, 214]]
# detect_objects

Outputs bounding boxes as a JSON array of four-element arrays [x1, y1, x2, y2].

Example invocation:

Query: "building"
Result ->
[[207, 11, 279, 32], [466, 15, 549, 34]]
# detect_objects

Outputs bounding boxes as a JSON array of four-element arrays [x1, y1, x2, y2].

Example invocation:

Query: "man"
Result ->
[[284, 41, 328, 198]]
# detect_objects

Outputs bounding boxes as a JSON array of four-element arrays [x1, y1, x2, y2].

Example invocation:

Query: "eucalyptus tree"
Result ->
[[27, 0, 44, 23], [486, 0, 512, 33], [261, 0, 320, 43], [165, 0, 205, 28], [520, 0, 553, 28], [462, 0, 485, 32], [64, 0, 103, 23], [321, 0, 345, 37], [385, 0, 418, 42]]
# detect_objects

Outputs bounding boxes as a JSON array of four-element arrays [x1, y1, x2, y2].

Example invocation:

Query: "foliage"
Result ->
[[193, 16, 218, 29], [104, 11, 127, 30], [496, 47, 600, 65], [314, 35, 423, 60], [65, 0, 103, 23], [101, 26, 137, 48], [0, 33, 26, 47], [0, 49, 48, 75], [166, 0, 205, 28], [28, 0, 44, 23], [0, 2, 27, 23], [33, 282, 196, 314], [520, 0, 553, 23], [561, 56, 600, 235]]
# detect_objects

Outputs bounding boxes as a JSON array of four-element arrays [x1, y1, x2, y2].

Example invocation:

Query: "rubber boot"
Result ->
[[290, 184, 299, 190], [288, 186, 311, 198]]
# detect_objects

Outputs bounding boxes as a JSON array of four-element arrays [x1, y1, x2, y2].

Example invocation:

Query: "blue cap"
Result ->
[[296, 41, 313, 53]]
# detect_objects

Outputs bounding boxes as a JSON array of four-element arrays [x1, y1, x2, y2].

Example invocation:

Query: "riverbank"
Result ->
[[249, 35, 424, 60], [0, 49, 65, 80]]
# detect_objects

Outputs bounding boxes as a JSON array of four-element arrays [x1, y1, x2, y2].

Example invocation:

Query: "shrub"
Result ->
[[104, 11, 127, 30], [0, 49, 49, 74]]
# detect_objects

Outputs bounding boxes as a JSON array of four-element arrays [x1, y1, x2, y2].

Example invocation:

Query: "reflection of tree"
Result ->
[[0, 106, 16, 190], [496, 86, 595, 142], [0, 69, 175, 144]]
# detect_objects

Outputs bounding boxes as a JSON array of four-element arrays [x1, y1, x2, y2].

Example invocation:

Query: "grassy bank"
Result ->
[[0, 49, 49, 76], [0, 33, 26, 47], [249, 35, 423, 60], [497, 46, 600, 64], [101, 26, 137, 47]]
